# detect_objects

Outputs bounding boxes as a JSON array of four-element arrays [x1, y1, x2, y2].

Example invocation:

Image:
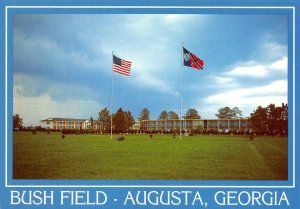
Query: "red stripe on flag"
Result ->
[[113, 55, 132, 76]]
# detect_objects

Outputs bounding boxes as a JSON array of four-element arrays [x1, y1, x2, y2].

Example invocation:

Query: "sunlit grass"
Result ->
[[13, 132, 288, 180]]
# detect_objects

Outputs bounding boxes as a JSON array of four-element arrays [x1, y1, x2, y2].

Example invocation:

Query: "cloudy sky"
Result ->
[[13, 13, 288, 126]]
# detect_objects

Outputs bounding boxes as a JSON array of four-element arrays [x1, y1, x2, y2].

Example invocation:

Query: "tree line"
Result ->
[[250, 103, 288, 135], [98, 107, 202, 134], [13, 103, 288, 135], [98, 104, 287, 134]]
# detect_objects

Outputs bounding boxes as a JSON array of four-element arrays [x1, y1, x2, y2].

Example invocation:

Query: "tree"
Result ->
[[232, 107, 242, 118], [89, 117, 94, 129], [124, 111, 135, 129], [185, 109, 201, 119], [250, 103, 288, 134], [99, 108, 111, 133], [112, 108, 135, 133], [168, 111, 179, 119], [184, 109, 200, 133], [13, 114, 23, 130], [250, 106, 268, 131], [280, 103, 288, 134], [266, 103, 288, 134], [215, 106, 242, 119], [113, 108, 126, 132], [158, 111, 169, 120], [138, 108, 150, 121]]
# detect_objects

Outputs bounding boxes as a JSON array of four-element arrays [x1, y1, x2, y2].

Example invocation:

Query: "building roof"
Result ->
[[142, 118, 249, 122], [40, 118, 87, 122]]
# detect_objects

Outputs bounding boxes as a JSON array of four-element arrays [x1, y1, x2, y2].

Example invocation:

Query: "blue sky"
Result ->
[[13, 14, 288, 126]]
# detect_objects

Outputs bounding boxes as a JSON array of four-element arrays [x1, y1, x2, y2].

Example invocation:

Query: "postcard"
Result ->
[[1, 0, 299, 208]]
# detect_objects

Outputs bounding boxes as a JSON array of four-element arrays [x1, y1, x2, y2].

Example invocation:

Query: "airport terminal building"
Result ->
[[41, 117, 250, 133], [140, 118, 250, 132], [40, 118, 87, 130]]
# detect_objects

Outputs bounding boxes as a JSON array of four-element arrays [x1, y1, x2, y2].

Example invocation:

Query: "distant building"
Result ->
[[140, 118, 250, 132], [132, 121, 141, 130], [41, 117, 249, 133], [83, 119, 103, 131], [40, 118, 87, 130], [41, 117, 139, 133]]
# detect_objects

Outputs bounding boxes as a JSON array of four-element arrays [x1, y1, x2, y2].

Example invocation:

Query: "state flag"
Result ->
[[183, 47, 204, 70]]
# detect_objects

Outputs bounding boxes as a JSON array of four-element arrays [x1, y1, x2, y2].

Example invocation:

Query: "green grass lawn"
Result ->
[[13, 131, 288, 180]]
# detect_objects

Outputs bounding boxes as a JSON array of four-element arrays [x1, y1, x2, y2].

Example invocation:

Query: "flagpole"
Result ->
[[110, 51, 114, 140], [180, 43, 183, 140]]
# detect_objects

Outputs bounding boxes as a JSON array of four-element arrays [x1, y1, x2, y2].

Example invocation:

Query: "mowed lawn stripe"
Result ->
[[248, 142, 276, 179], [251, 137, 288, 180]]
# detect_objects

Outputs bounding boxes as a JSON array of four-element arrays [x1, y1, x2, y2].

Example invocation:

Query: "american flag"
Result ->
[[113, 55, 132, 76]]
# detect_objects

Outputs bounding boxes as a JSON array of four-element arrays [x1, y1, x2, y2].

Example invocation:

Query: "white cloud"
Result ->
[[91, 15, 187, 96], [13, 93, 100, 126], [213, 76, 234, 85], [204, 80, 287, 109], [189, 75, 238, 92], [269, 56, 287, 71], [226, 56, 287, 78], [199, 95, 287, 119], [13, 73, 104, 127], [134, 73, 179, 96], [14, 73, 99, 100], [261, 42, 287, 60], [227, 65, 267, 77], [196, 80, 287, 119], [198, 106, 220, 119], [163, 14, 206, 24], [126, 14, 205, 33], [14, 31, 105, 75]]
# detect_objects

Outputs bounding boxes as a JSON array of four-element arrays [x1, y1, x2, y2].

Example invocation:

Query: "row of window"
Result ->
[[54, 122, 82, 125], [141, 120, 250, 130], [53, 126, 82, 129]]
